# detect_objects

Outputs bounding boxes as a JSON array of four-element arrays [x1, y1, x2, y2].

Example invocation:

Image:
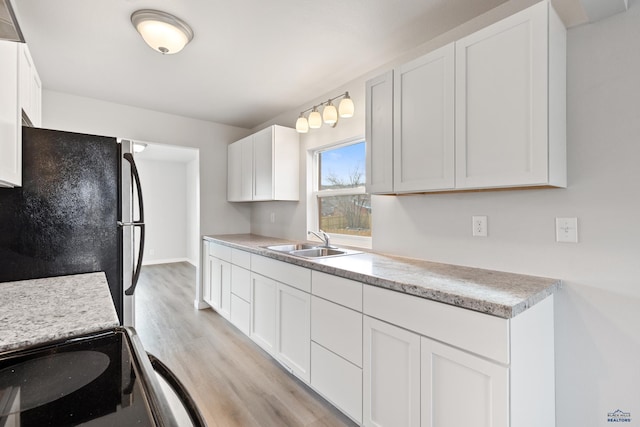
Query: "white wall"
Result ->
[[136, 158, 188, 264], [249, 2, 640, 426], [186, 157, 200, 264], [42, 90, 252, 237]]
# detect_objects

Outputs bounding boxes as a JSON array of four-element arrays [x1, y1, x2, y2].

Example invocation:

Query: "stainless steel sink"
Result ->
[[264, 243, 361, 259], [265, 243, 319, 252]]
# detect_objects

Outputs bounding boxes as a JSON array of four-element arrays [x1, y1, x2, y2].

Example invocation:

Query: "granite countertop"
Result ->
[[0, 272, 119, 352], [204, 234, 561, 319]]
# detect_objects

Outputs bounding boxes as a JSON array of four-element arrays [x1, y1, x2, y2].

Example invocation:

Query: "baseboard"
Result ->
[[142, 257, 190, 266]]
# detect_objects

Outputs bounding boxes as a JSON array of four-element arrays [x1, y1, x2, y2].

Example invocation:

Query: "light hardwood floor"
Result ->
[[135, 262, 357, 427]]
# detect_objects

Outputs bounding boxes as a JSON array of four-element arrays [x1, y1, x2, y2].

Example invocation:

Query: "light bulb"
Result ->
[[323, 101, 338, 125], [308, 108, 322, 129], [296, 114, 309, 133], [339, 92, 354, 118]]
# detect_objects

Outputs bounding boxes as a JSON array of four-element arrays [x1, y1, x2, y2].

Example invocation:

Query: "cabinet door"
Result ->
[[250, 273, 277, 354], [252, 127, 274, 200], [219, 259, 231, 320], [206, 256, 223, 310], [0, 41, 21, 188], [365, 70, 394, 194], [227, 140, 243, 201], [455, 2, 549, 189], [276, 282, 310, 383], [240, 136, 254, 201], [202, 254, 213, 304], [421, 337, 508, 427], [394, 43, 454, 192], [311, 342, 363, 424], [363, 316, 420, 427]]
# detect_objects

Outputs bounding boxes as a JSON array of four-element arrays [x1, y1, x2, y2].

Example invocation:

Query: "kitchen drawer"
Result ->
[[208, 241, 232, 262], [231, 265, 251, 302], [311, 342, 362, 424], [231, 248, 251, 269], [230, 294, 250, 335], [311, 296, 362, 367], [311, 271, 362, 311], [251, 254, 311, 293], [363, 286, 510, 364]]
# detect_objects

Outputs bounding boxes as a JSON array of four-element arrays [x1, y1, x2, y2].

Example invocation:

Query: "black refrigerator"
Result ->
[[0, 127, 145, 325]]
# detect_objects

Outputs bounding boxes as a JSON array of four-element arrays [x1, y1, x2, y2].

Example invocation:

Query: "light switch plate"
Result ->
[[556, 217, 578, 243]]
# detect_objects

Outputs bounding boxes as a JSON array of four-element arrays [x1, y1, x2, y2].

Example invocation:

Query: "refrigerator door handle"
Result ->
[[123, 153, 145, 296]]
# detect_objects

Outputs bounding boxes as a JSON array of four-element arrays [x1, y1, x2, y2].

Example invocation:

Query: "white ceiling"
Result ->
[[11, 0, 623, 130]]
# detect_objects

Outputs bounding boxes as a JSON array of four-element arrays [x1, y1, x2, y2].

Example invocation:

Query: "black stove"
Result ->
[[0, 328, 205, 427]]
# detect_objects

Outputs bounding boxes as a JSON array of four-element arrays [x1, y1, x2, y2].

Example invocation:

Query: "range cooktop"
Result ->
[[0, 328, 185, 426]]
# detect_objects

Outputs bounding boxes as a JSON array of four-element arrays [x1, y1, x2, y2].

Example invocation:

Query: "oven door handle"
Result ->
[[147, 353, 207, 427]]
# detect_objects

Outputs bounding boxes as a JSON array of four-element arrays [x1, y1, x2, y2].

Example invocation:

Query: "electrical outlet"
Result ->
[[269, 212, 275, 223], [556, 217, 578, 243], [472, 216, 488, 237]]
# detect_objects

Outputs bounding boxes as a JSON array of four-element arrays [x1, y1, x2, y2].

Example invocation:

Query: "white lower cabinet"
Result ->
[[311, 342, 362, 423], [276, 282, 310, 382], [249, 269, 311, 383], [230, 263, 251, 335], [250, 272, 277, 354], [202, 241, 555, 427], [205, 255, 231, 319], [363, 316, 420, 427], [421, 337, 509, 427]]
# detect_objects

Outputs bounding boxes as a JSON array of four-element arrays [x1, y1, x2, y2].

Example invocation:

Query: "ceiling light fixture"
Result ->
[[131, 9, 194, 55], [295, 92, 355, 133]]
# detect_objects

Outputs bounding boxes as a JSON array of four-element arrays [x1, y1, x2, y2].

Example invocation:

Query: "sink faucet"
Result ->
[[308, 230, 332, 248]]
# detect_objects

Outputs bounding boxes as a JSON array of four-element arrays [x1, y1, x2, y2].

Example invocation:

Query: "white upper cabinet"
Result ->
[[19, 44, 42, 127], [365, 0, 566, 194], [227, 125, 299, 202], [0, 40, 21, 188], [455, 0, 566, 189], [365, 70, 394, 194], [394, 43, 455, 192], [0, 41, 43, 188]]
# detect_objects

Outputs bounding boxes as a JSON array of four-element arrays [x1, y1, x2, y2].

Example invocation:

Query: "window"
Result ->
[[310, 139, 371, 247]]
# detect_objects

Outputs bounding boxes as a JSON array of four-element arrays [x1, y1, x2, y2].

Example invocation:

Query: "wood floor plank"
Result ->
[[135, 262, 357, 427]]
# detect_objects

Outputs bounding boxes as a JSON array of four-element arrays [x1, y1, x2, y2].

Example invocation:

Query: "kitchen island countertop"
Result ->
[[204, 234, 561, 319], [0, 272, 119, 352]]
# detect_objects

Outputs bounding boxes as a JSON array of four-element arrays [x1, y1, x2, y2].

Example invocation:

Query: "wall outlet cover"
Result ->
[[472, 216, 488, 237]]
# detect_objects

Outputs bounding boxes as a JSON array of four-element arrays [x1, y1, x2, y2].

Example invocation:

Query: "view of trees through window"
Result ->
[[317, 142, 371, 237]]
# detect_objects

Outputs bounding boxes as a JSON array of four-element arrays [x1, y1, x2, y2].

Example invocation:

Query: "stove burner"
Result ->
[[0, 351, 110, 416]]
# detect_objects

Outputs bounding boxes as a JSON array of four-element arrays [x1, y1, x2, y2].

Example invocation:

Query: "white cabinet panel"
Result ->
[[251, 254, 311, 293], [276, 282, 310, 382], [363, 316, 420, 427], [455, 0, 565, 189], [250, 273, 277, 354], [252, 127, 273, 200], [363, 285, 509, 364], [394, 43, 454, 192], [231, 264, 251, 302], [311, 271, 362, 311], [311, 342, 362, 424], [0, 40, 21, 188], [227, 140, 243, 201], [230, 294, 250, 335], [311, 296, 362, 367], [365, 70, 394, 194], [206, 255, 231, 319], [421, 337, 509, 427]]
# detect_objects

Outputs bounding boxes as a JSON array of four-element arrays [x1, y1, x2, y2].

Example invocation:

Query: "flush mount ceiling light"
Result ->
[[295, 92, 355, 134], [131, 9, 194, 55]]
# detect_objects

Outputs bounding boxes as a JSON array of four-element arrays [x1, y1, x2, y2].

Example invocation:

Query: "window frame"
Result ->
[[307, 136, 371, 249]]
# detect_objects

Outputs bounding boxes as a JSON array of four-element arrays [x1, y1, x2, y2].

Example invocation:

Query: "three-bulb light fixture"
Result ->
[[295, 92, 354, 133]]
